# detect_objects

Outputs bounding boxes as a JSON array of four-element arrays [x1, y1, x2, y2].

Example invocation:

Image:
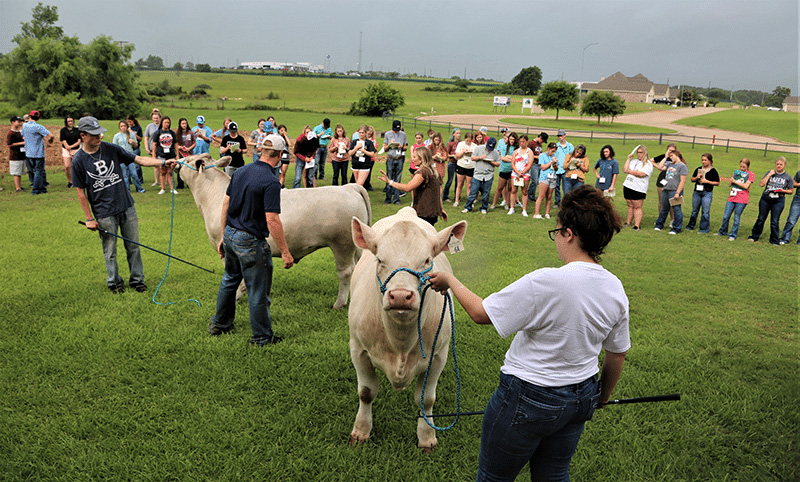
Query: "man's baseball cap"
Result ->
[[392, 120, 401, 131], [196, 115, 205, 124], [10, 115, 22, 122], [479, 126, 488, 133], [228, 122, 238, 131], [486, 137, 497, 151], [323, 118, 331, 127], [77, 116, 107, 135], [29, 110, 40, 120], [262, 134, 286, 152], [306, 131, 317, 140], [263, 121, 273, 132], [500, 127, 509, 133], [557, 129, 566, 136]]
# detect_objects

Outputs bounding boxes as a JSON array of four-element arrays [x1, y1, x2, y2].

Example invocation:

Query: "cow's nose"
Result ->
[[387, 289, 415, 308]]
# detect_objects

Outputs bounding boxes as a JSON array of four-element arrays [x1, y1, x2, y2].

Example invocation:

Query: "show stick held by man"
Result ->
[[208, 134, 294, 347], [72, 116, 177, 294]]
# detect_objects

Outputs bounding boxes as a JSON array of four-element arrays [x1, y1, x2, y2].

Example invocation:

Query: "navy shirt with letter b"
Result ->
[[225, 161, 281, 239]]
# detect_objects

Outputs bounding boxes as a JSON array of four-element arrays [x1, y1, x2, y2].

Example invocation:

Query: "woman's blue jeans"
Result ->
[[718, 201, 747, 239], [655, 189, 683, 232], [749, 194, 785, 244], [475, 373, 599, 482], [210, 226, 275, 345], [686, 189, 713, 232]]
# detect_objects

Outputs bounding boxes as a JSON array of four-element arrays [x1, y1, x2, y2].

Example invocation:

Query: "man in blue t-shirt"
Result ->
[[208, 134, 294, 346], [72, 116, 176, 294], [553, 129, 574, 206], [22, 110, 54, 194], [192, 115, 214, 155], [313, 118, 333, 180]]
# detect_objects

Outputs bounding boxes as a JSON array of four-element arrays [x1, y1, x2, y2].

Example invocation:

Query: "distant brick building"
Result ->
[[782, 96, 800, 113], [582, 72, 671, 104]]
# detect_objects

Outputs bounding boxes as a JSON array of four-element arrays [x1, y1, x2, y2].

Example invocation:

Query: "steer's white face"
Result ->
[[372, 221, 435, 316]]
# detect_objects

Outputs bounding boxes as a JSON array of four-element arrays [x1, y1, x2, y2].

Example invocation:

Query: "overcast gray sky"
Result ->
[[1, 0, 797, 93]]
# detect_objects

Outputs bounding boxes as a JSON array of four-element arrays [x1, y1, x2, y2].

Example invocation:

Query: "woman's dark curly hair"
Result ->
[[556, 185, 622, 262]]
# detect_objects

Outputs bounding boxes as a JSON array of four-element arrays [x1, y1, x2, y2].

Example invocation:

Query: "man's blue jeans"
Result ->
[[29, 157, 47, 194], [122, 163, 144, 192], [475, 372, 599, 482], [686, 189, 713, 232], [749, 194, 785, 244], [780, 196, 800, 244], [527, 164, 541, 201], [210, 226, 275, 345], [97, 206, 144, 288], [655, 189, 683, 232], [443, 161, 456, 200], [465, 177, 494, 212], [718, 201, 747, 239], [293, 159, 304, 188], [553, 173, 565, 205], [315, 146, 328, 179], [385, 157, 404, 203]]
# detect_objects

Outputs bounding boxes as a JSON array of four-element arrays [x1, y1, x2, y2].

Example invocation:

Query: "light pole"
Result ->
[[579, 42, 599, 115]]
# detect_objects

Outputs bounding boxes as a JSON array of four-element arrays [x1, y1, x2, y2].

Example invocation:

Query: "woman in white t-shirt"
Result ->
[[621, 145, 654, 230], [429, 185, 629, 481], [508, 134, 533, 217], [452, 132, 475, 207]]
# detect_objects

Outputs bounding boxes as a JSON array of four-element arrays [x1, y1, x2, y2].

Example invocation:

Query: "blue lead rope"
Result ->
[[376, 264, 461, 431], [151, 171, 201, 308]]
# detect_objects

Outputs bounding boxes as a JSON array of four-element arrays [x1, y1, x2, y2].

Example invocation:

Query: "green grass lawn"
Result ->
[[499, 116, 678, 134], [0, 132, 798, 480], [675, 108, 800, 144]]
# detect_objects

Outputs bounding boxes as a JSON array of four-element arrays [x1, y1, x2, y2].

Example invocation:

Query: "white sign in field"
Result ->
[[493, 96, 510, 107], [522, 98, 534, 113]]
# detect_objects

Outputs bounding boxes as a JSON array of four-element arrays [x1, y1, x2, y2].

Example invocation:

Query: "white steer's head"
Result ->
[[178, 154, 232, 187], [352, 208, 467, 318]]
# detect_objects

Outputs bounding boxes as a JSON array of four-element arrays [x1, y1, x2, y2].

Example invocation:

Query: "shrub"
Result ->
[[348, 82, 405, 117]]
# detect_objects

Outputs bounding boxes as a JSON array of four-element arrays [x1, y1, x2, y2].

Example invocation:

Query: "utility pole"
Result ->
[[579, 42, 599, 114], [358, 31, 362, 73]]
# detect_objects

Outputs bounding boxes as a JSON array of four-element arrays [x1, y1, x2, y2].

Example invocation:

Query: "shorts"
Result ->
[[623, 186, 647, 200], [9, 160, 24, 176], [351, 159, 373, 171], [539, 177, 557, 189], [498, 171, 511, 180], [456, 166, 474, 177], [409, 167, 417, 176], [62, 148, 78, 158], [281, 152, 290, 165]]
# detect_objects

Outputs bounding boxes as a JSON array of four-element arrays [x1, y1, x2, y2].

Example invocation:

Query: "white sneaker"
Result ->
[[158, 189, 166, 195], [669, 221, 673, 228], [516, 201, 523, 208], [499, 200, 507, 207], [522, 210, 528, 217], [151, 182, 159, 187], [480, 210, 487, 215], [171, 189, 179, 194], [533, 214, 543, 219], [453, 201, 459, 207], [489, 204, 496, 210], [654, 227, 662, 231], [461, 208, 469, 213], [544, 214, 550, 219], [507, 208, 515, 215], [728, 237, 735, 241]]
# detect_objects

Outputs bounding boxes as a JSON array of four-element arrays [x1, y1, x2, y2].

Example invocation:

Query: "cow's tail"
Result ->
[[349, 183, 372, 226], [348, 183, 371, 264]]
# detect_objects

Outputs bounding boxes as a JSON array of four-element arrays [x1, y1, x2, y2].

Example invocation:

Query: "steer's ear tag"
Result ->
[[448, 234, 464, 254]]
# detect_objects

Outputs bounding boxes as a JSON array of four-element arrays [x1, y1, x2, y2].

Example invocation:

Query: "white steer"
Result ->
[[348, 207, 467, 452], [179, 154, 371, 309]]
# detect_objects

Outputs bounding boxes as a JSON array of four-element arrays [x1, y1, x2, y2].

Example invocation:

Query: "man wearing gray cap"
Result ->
[[72, 116, 177, 294], [208, 134, 294, 346], [554, 129, 574, 206]]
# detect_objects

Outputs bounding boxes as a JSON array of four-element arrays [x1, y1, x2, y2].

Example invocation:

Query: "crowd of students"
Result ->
[[7, 111, 799, 245]]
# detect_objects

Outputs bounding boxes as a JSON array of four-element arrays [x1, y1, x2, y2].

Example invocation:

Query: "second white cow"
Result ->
[[179, 154, 371, 309], [348, 207, 467, 452]]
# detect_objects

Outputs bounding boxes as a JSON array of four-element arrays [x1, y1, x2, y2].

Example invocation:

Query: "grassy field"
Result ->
[[675, 108, 800, 144], [498, 116, 678, 134], [1, 128, 798, 480]]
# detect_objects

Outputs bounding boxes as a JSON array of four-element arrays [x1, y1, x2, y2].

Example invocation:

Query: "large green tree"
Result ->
[[581, 91, 626, 125], [1, 4, 145, 119], [510, 66, 543, 95], [536, 81, 578, 120], [348, 82, 405, 116]]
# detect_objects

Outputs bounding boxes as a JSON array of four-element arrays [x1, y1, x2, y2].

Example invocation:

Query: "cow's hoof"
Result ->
[[333, 301, 347, 310], [420, 444, 436, 455], [349, 431, 368, 446]]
